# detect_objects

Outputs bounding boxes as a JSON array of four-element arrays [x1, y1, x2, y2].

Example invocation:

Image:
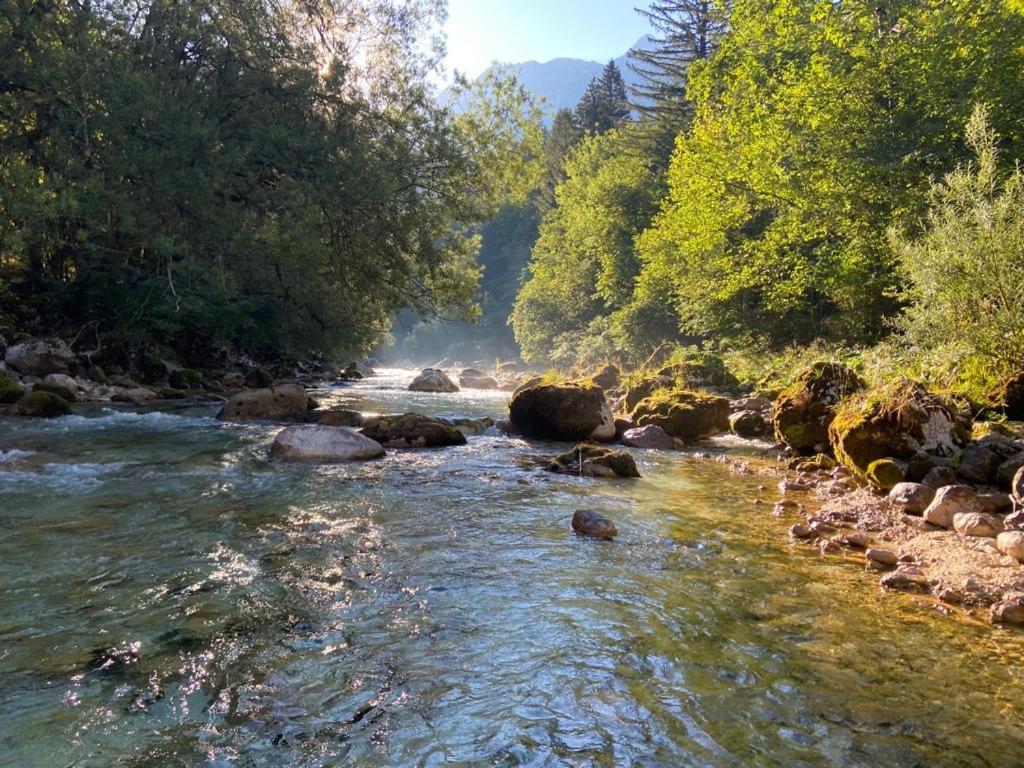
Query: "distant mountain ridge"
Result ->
[[442, 35, 653, 113]]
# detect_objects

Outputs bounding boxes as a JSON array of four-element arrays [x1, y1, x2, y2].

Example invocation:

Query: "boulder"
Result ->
[[168, 368, 202, 390], [991, 596, 1024, 625], [955, 444, 1000, 484], [408, 368, 458, 393], [631, 389, 729, 441], [590, 364, 621, 390], [451, 416, 496, 436], [318, 409, 365, 427], [621, 424, 677, 449], [922, 485, 985, 528], [888, 482, 935, 514], [571, 509, 618, 539], [223, 372, 245, 389], [921, 465, 957, 489], [42, 373, 79, 392], [655, 353, 739, 392], [5, 338, 75, 376], [271, 425, 385, 461], [996, 451, 1024, 487], [245, 368, 274, 388], [360, 413, 467, 448], [880, 567, 930, 593], [771, 362, 863, 451], [623, 376, 673, 413], [1014, 466, 1024, 513], [32, 381, 77, 402], [111, 387, 159, 404], [996, 531, 1024, 561], [731, 395, 772, 412], [952, 512, 1003, 538], [459, 372, 498, 389], [217, 385, 313, 420], [509, 382, 608, 441], [789, 523, 813, 539], [588, 400, 616, 442], [830, 378, 967, 477], [866, 548, 898, 567], [979, 492, 1012, 515], [13, 390, 71, 417], [729, 409, 769, 438], [547, 444, 640, 478], [866, 458, 906, 491], [0, 375, 26, 404]]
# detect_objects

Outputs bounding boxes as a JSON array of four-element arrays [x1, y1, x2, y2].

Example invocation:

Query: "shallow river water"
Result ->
[[1, 369, 1022, 767]]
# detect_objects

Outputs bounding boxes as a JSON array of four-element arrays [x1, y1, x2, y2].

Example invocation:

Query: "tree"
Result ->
[[894, 105, 1024, 377], [536, 108, 583, 213], [575, 60, 630, 134]]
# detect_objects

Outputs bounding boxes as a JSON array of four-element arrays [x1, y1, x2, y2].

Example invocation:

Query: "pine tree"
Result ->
[[536, 108, 583, 213], [575, 60, 630, 134]]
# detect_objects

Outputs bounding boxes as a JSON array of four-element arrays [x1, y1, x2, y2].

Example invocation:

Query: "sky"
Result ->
[[443, 0, 651, 81]]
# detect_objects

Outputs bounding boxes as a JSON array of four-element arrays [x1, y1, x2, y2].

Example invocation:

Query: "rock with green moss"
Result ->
[[159, 387, 188, 399], [14, 390, 72, 417], [622, 376, 673, 413], [866, 458, 907, 491], [631, 389, 730, 441], [32, 382, 77, 402], [168, 368, 202, 389], [0, 375, 25, 404], [88, 365, 108, 383], [547, 444, 640, 478], [771, 362, 863, 451], [509, 382, 608, 441], [656, 349, 739, 392], [829, 378, 967, 477], [590, 363, 621, 390], [360, 413, 466, 448]]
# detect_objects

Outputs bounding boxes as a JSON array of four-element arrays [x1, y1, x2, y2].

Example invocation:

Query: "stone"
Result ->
[[829, 378, 966, 476], [458, 372, 498, 389], [1013, 467, 1024, 512], [866, 458, 906, 491], [509, 382, 608, 441], [110, 387, 159, 404], [42, 373, 78, 391], [952, 512, 1004, 538], [4, 338, 75, 376], [360, 413, 467, 448], [888, 482, 936, 515], [217, 385, 313, 420], [631, 389, 730, 441], [271, 425, 385, 461], [729, 409, 769, 438], [996, 451, 1024, 487], [978, 492, 1012, 515], [622, 376, 673, 413], [731, 395, 772, 412], [834, 532, 870, 549], [223, 372, 245, 388], [14, 390, 71, 417], [621, 424, 676, 449], [866, 548, 898, 567], [996, 531, 1024, 561], [317, 409, 364, 427], [547, 444, 640, 478], [451, 416, 496, 436], [880, 568, 930, 593], [408, 368, 458, 393], [590, 364, 621, 390], [245, 368, 274, 388], [991, 595, 1024, 625], [954, 444, 1000, 484], [588, 400, 616, 442], [32, 381, 77, 402], [921, 465, 957, 490], [788, 523, 813, 539], [571, 510, 617, 539], [922, 485, 985, 528], [0, 375, 25, 404], [771, 362, 863, 451]]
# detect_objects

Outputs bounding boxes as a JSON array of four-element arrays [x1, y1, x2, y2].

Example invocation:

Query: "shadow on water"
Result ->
[[0, 369, 1022, 767]]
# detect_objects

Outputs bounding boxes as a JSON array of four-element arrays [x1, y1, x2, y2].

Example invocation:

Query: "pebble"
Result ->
[[788, 523, 813, 539]]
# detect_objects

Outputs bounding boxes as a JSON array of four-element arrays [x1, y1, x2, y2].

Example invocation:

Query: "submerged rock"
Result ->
[[631, 389, 729, 441], [217, 385, 313, 420], [771, 362, 863, 451], [408, 368, 458, 393], [509, 382, 608, 441], [360, 413, 466, 448], [4, 338, 75, 376], [13, 390, 71, 417], [317, 409, 364, 427], [271, 425, 384, 461], [621, 424, 677, 449], [547, 444, 640, 478], [458, 371, 498, 389], [571, 509, 618, 539]]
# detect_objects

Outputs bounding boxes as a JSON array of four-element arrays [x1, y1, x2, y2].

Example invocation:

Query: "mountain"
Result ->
[[442, 35, 653, 114]]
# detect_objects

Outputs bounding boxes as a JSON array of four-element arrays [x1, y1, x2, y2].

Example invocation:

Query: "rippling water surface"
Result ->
[[1, 369, 1022, 767]]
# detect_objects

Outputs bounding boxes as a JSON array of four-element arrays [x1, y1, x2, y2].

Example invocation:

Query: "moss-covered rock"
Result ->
[[622, 376, 673, 413], [829, 378, 967, 477], [88, 365, 108, 383], [547, 444, 640, 478], [656, 349, 739, 392], [631, 389, 730, 441], [590, 363, 621, 390], [771, 362, 863, 451], [14, 390, 72, 417], [159, 387, 188, 399], [866, 458, 906, 491], [0, 375, 25, 404], [509, 382, 608, 441], [168, 368, 202, 389], [360, 413, 467, 448], [32, 382, 77, 402]]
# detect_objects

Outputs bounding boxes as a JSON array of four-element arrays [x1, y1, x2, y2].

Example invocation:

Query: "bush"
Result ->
[[893, 105, 1024, 384]]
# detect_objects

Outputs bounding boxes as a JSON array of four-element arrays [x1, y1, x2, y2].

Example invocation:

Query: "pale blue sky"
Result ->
[[443, 0, 650, 80]]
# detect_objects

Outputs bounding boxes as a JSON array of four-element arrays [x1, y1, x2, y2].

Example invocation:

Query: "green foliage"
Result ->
[[575, 60, 631, 134], [893, 105, 1024, 383]]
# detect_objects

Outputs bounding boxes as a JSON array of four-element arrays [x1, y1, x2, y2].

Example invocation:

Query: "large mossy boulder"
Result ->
[[622, 376, 673, 413], [590, 363, 621, 390], [656, 351, 739, 392], [509, 382, 608, 441], [631, 389, 730, 441], [547, 444, 640, 478], [408, 368, 459, 393], [0, 375, 26, 404], [14, 390, 72, 417], [829, 378, 967, 477], [360, 413, 467, 448], [771, 362, 863, 451], [32, 381, 77, 403], [217, 384, 314, 420], [4, 338, 75, 376]]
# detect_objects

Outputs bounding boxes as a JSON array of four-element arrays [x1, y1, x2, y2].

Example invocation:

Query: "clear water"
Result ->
[[0, 369, 1022, 767]]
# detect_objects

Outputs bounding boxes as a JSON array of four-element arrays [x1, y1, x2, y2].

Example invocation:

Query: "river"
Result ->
[[0, 369, 1022, 767]]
